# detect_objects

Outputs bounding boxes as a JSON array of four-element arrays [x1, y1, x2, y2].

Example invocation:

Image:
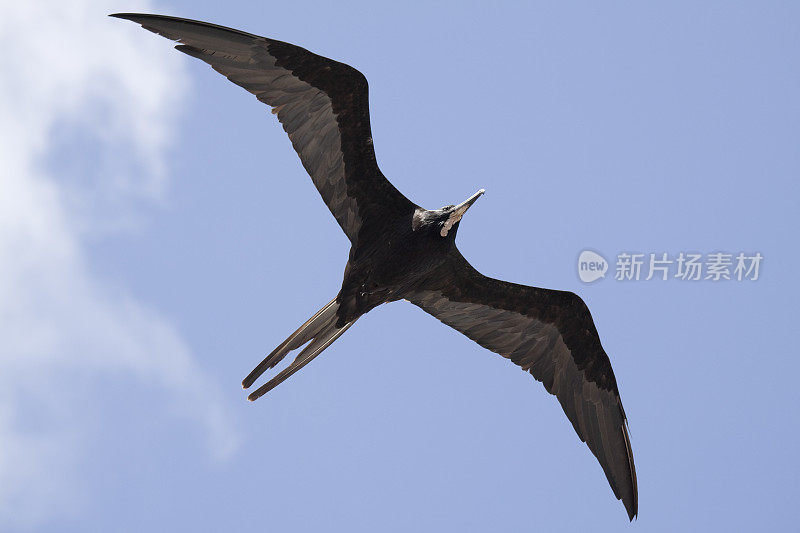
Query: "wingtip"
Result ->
[[627, 497, 638, 521], [626, 503, 638, 521], [108, 13, 166, 24], [621, 420, 638, 521], [108, 13, 140, 20]]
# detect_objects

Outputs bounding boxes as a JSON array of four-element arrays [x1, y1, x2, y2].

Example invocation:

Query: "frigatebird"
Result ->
[[113, 13, 638, 520]]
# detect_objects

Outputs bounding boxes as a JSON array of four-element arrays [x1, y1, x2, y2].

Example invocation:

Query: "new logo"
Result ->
[[578, 250, 608, 283]]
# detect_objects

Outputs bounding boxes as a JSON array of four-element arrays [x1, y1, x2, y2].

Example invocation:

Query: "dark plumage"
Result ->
[[113, 13, 638, 520]]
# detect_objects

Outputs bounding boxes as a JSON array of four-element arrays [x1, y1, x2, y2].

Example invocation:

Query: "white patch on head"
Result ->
[[440, 218, 455, 237], [440, 205, 470, 237]]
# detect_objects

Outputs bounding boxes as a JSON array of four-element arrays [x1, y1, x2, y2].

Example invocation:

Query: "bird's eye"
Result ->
[[443, 205, 455, 210]]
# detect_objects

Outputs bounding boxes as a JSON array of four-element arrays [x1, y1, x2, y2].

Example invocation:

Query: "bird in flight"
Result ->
[[113, 13, 637, 520]]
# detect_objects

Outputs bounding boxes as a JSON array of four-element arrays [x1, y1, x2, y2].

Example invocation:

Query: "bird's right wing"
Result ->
[[112, 13, 418, 243], [405, 252, 638, 520]]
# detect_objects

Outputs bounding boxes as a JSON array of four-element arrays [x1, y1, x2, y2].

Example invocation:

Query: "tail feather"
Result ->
[[243, 298, 355, 399], [246, 319, 355, 401], [242, 298, 338, 389]]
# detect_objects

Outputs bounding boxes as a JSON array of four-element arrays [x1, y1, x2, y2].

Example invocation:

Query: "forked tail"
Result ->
[[242, 298, 356, 401]]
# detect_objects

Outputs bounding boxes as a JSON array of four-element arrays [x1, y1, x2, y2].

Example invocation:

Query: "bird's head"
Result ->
[[413, 189, 485, 239]]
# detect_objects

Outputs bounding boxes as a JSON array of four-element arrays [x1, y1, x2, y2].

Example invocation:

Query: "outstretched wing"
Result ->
[[112, 13, 417, 243], [405, 251, 638, 520]]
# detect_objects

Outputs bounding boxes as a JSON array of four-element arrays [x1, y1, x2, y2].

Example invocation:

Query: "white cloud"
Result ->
[[0, 0, 239, 527]]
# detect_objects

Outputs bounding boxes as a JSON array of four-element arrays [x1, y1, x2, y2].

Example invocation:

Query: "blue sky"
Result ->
[[2, 1, 798, 531]]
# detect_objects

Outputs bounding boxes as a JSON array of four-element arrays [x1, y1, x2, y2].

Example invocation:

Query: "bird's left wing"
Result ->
[[112, 13, 417, 243], [405, 251, 638, 520]]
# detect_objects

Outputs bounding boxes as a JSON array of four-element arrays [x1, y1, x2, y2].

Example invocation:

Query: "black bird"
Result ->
[[113, 13, 638, 520]]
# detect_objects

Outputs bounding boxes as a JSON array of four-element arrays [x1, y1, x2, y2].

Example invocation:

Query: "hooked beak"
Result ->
[[453, 188, 486, 215], [441, 188, 485, 236]]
